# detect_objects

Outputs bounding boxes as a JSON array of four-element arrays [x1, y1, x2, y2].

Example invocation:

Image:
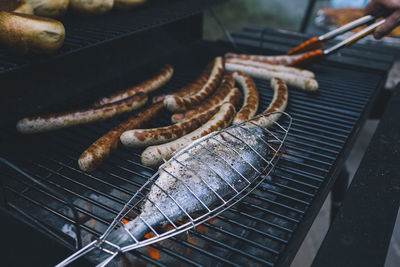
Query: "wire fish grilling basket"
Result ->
[[56, 111, 292, 266]]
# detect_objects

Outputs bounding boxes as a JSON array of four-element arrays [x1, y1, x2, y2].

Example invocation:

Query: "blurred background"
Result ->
[[203, 1, 400, 267], [204, 0, 371, 40], [204, 0, 308, 40]]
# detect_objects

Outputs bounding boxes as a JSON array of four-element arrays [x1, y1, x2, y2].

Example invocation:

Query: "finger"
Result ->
[[374, 10, 400, 39], [365, 2, 386, 17]]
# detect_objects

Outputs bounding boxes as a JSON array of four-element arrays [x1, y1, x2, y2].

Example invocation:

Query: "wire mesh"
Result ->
[[0, 35, 390, 266], [0, 0, 225, 74], [56, 112, 292, 266]]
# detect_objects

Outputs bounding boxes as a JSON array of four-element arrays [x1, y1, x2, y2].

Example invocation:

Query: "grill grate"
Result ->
[[0, 38, 392, 266], [0, 0, 224, 74], [56, 110, 291, 266], [229, 27, 394, 72]]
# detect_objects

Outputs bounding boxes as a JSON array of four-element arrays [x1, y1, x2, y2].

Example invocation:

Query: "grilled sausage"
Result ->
[[78, 102, 164, 172], [171, 87, 241, 123], [120, 105, 222, 148], [225, 52, 307, 66], [171, 88, 242, 123], [141, 103, 236, 168], [225, 62, 318, 91], [226, 58, 315, 78], [171, 73, 235, 123], [253, 78, 288, 128], [232, 72, 259, 124], [163, 57, 224, 112], [152, 62, 212, 103], [16, 92, 148, 134], [78, 81, 204, 172], [94, 64, 173, 106]]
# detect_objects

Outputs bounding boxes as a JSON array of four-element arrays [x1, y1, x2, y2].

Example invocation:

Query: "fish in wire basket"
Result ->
[[57, 111, 292, 267]]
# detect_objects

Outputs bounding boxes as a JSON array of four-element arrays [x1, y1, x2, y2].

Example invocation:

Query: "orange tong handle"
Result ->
[[287, 37, 324, 55], [290, 49, 325, 68]]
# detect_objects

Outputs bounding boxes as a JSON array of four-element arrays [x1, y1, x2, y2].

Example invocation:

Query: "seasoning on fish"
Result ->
[[92, 119, 271, 265]]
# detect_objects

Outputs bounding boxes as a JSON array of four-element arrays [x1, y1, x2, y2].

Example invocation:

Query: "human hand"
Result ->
[[365, 0, 400, 39]]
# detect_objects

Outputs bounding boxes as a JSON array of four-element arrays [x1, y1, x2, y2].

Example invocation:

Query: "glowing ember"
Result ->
[[197, 225, 206, 234], [207, 218, 216, 224], [196, 218, 216, 235], [144, 232, 159, 261], [186, 234, 198, 254], [118, 213, 218, 261], [187, 235, 197, 246]]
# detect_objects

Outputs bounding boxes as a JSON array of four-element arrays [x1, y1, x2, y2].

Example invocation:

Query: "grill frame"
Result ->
[[221, 28, 394, 266], [0, 35, 394, 266], [311, 85, 400, 267]]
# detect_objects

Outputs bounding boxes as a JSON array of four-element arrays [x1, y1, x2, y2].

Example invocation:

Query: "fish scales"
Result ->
[[95, 125, 270, 264]]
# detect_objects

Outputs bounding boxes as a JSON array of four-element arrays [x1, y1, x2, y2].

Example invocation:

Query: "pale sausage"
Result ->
[[141, 103, 236, 168]]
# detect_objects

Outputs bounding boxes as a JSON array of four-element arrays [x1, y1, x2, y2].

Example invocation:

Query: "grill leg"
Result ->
[[300, 0, 318, 33], [330, 168, 349, 223]]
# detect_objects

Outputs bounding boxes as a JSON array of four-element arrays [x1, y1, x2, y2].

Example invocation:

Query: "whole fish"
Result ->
[[90, 124, 270, 265]]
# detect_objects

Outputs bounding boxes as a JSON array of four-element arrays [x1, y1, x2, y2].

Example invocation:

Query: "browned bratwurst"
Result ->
[[232, 71, 259, 124], [171, 73, 235, 123], [78, 102, 164, 172], [152, 62, 212, 103], [94, 64, 173, 106], [163, 57, 224, 112], [141, 103, 236, 168], [120, 104, 222, 148], [16, 92, 148, 134], [78, 71, 206, 171], [121, 84, 242, 149], [170, 86, 241, 125], [120, 75, 241, 148], [253, 77, 288, 128]]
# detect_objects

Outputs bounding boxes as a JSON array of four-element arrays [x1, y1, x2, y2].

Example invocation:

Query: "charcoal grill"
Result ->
[[0, 1, 395, 266]]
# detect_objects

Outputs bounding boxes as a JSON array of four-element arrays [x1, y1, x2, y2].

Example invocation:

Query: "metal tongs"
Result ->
[[289, 15, 385, 67]]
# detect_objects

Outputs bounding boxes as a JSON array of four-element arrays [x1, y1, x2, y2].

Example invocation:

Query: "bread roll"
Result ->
[[115, 0, 146, 10], [27, 0, 69, 17], [0, 11, 65, 55], [0, 0, 34, 14], [70, 0, 114, 15]]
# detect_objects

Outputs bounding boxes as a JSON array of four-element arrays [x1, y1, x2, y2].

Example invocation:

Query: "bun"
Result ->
[[27, 0, 70, 17], [70, 0, 114, 15], [0, 11, 65, 55], [0, 0, 34, 14], [115, 0, 146, 10]]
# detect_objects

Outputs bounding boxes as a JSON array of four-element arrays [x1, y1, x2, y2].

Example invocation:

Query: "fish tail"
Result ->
[[72, 217, 150, 266]]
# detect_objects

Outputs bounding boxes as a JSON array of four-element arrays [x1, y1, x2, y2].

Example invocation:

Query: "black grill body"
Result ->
[[1, 0, 220, 125], [0, 3, 395, 267]]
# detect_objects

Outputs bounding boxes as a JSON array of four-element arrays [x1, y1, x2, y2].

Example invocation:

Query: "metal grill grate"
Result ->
[[0, 38, 391, 266], [0, 0, 224, 74], [228, 27, 394, 72]]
